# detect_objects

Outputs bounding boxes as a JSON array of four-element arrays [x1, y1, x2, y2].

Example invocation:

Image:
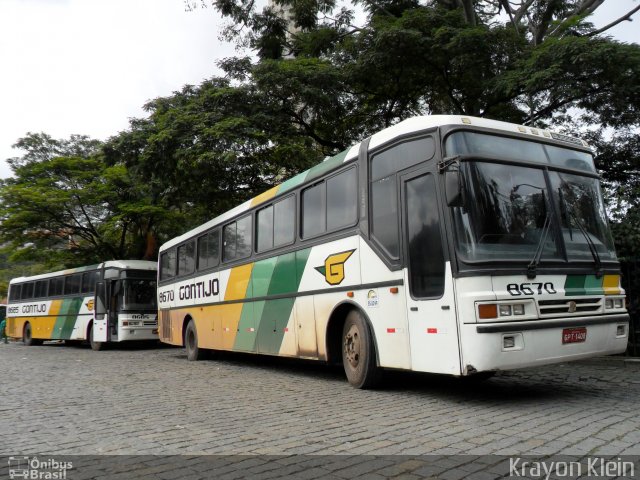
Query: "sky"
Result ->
[[0, 0, 639, 179]]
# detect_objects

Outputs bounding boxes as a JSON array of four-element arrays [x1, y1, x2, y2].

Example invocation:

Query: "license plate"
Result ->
[[562, 327, 587, 344]]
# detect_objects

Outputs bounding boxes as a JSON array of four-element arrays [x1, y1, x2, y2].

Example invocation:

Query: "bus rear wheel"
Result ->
[[185, 320, 206, 361], [23, 322, 42, 346], [342, 310, 380, 389], [89, 324, 104, 351]]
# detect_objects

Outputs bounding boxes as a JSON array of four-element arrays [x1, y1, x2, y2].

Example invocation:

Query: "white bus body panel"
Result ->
[[404, 262, 461, 375], [455, 274, 628, 373]]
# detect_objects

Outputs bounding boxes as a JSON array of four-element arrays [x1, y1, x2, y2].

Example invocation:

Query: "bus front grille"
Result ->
[[538, 298, 602, 316]]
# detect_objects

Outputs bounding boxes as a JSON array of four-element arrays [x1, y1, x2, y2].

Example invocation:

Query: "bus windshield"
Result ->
[[445, 132, 616, 264], [117, 279, 157, 311]]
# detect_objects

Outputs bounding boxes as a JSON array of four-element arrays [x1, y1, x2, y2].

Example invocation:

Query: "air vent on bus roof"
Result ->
[[550, 132, 584, 146]]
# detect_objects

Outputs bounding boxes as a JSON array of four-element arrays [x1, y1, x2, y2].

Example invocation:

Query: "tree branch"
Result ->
[[588, 4, 640, 36]]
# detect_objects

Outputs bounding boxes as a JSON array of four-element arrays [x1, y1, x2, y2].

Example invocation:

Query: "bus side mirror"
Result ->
[[95, 282, 106, 320], [445, 170, 463, 207]]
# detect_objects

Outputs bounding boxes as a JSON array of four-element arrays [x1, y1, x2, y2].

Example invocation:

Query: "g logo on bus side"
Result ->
[[315, 250, 355, 285]]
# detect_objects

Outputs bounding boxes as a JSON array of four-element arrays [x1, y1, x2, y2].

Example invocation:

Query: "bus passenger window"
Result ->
[[64, 274, 82, 295], [21, 282, 34, 300], [81, 272, 98, 294], [257, 195, 295, 253], [236, 215, 252, 259], [302, 182, 326, 238], [224, 214, 252, 262], [273, 195, 295, 247], [371, 175, 399, 259], [9, 284, 21, 302], [223, 223, 237, 261], [160, 250, 177, 280], [178, 241, 196, 276], [49, 277, 64, 296], [257, 205, 274, 252], [197, 231, 219, 270], [327, 168, 357, 231], [35, 280, 48, 298]]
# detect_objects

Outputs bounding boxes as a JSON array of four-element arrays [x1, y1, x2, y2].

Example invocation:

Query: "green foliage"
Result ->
[[102, 77, 324, 230], [588, 128, 640, 259], [0, 134, 171, 269]]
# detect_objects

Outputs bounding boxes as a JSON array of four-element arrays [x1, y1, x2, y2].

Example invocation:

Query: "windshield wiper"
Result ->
[[567, 210, 603, 278], [527, 211, 552, 279], [558, 180, 603, 278]]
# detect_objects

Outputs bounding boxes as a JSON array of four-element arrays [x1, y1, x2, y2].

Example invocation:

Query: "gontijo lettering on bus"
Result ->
[[178, 278, 219, 300]]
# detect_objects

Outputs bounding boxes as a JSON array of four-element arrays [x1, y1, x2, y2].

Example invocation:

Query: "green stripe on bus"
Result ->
[[255, 252, 298, 354], [256, 298, 296, 354], [52, 297, 83, 339], [564, 275, 586, 296], [268, 252, 298, 296], [304, 150, 349, 184], [277, 149, 349, 196], [248, 257, 278, 298], [234, 249, 312, 354], [235, 302, 257, 352], [583, 275, 604, 295], [277, 171, 309, 195], [233, 257, 277, 351], [564, 275, 603, 296]]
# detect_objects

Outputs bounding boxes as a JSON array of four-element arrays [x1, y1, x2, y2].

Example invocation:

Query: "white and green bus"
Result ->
[[157, 115, 629, 388], [7, 260, 158, 350]]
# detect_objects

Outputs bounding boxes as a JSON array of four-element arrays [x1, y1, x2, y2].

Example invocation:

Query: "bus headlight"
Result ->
[[478, 302, 527, 320], [605, 297, 625, 310]]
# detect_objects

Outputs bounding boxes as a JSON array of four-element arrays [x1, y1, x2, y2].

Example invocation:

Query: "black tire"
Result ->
[[23, 323, 42, 346], [89, 324, 104, 351], [342, 310, 380, 389], [462, 371, 496, 382], [185, 320, 206, 361]]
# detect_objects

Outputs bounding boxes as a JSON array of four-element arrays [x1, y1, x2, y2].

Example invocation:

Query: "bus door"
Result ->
[[401, 168, 461, 375], [109, 280, 121, 341], [93, 281, 109, 342], [94, 279, 120, 342]]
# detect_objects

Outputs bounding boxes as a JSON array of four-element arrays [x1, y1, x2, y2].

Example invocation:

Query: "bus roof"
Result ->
[[9, 260, 157, 285], [159, 114, 588, 252]]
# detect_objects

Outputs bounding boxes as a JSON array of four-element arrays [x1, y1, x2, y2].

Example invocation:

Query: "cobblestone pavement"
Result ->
[[0, 341, 638, 477]]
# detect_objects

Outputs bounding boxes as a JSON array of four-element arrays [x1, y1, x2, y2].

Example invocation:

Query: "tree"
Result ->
[[184, 0, 640, 130], [0, 134, 169, 268], [102, 76, 327, 228], [185, 0, 640, 252]]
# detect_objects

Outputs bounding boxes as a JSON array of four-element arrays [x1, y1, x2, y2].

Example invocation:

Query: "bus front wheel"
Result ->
[[342, 310, 380, 389], [23, 322, 42, 346], [185, 320, 206, 361]]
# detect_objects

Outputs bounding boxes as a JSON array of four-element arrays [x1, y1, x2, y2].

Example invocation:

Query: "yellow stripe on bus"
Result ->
[[250, 185, 279, 207], [224, 264, 254, 301], [39, 299, 63, 338], [603, 274, 621, 295]]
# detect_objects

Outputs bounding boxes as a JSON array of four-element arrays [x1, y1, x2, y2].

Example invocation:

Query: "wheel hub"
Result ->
[[344, 324, 361, 368]]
